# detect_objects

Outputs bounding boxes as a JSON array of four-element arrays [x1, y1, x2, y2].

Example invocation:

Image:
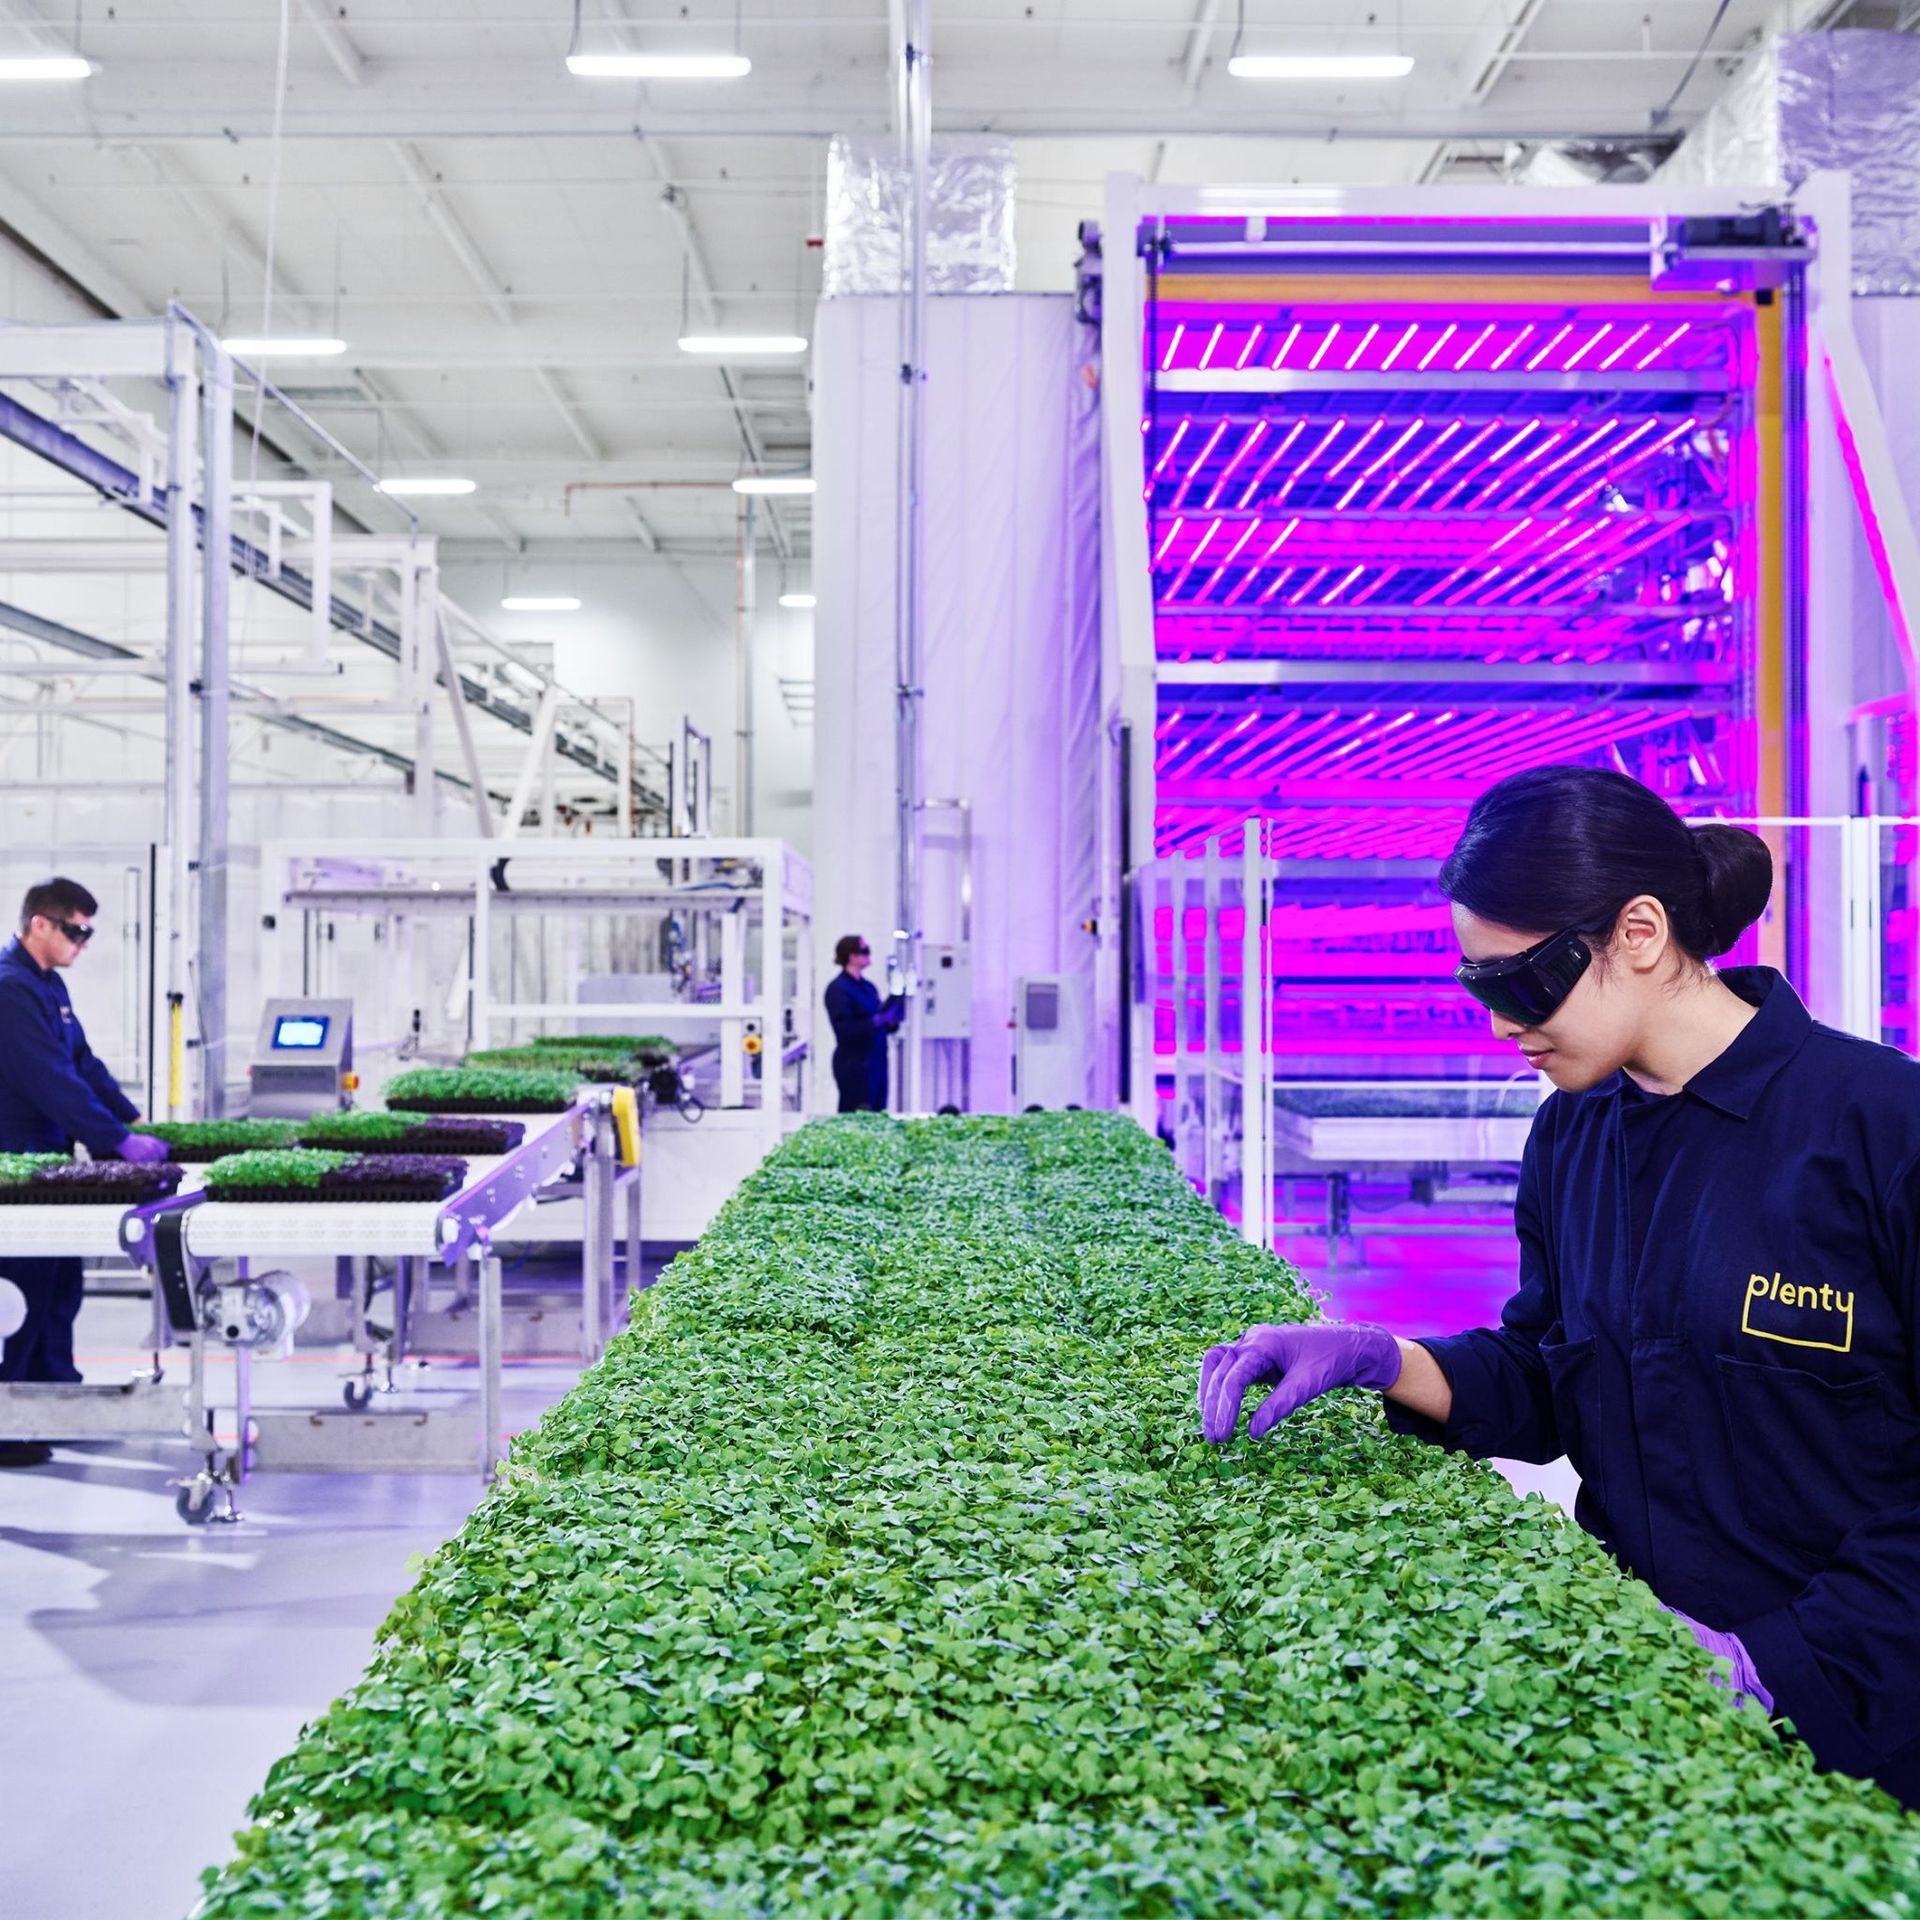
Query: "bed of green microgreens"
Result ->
[[384, 1065, 582, 1110], [193, 1112, 1920, 1920]]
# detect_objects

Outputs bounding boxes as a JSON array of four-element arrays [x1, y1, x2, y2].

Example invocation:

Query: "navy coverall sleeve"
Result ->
[[76, 1034, 138, 1126], [1731, 1153, 1920, 1803], [1385, 1106, 1566, 1462], [0, 975, 135, 1156]]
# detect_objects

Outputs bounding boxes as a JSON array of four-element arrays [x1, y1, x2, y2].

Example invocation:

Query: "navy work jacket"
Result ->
[[1389, 968, 1920, 1807], [824, 972, 900, 1061], [0, 937, 138, 1155]]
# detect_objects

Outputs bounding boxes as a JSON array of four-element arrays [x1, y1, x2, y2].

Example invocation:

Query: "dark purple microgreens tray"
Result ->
[[0, 1161, 187, 1205], [316, 1154, 468, 1203]]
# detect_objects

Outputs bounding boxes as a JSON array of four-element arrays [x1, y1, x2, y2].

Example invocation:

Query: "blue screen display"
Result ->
[[273, 1015, 329, 1050]]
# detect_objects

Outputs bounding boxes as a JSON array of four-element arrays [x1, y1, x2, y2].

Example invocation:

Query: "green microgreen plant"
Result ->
[[200, 1148, 352, 1196], [132, 1119, 296, 1160]]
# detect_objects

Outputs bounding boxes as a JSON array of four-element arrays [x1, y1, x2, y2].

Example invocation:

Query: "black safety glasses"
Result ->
[[1454, 925, 1594, 1027], [50, 917, 94, 944]]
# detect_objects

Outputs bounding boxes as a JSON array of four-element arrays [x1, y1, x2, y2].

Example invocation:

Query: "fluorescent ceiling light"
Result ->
[[377, 476, 477, 497], [0, 55, 92, 80], [779, 592, 817, 609], [222, 336, 348, 359], [679, 333, 808, 357], [501, 595, 582, 612], [733, 474, 816, 497], [1228, 53, 1413, 79], [566, 52, 750, 79]]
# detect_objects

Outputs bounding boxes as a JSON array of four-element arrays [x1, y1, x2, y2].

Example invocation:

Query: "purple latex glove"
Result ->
[[116, 1132, 171, 1166], [1199, 1322, 1402, 1443], [1664, 1605, 1775, 1713]]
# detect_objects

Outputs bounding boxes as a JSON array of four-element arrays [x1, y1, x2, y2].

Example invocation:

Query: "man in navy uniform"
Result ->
[[0, 877, 168, 1467]]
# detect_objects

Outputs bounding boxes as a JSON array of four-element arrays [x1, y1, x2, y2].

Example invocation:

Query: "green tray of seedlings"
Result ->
[[198, 1149, 353, 1204], [384, 1066, 580, 1115], [130, 1118, 298, 1162], [295, 1110, 527, 1157]]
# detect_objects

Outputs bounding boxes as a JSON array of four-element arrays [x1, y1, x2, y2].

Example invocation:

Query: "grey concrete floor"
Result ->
[[0, 1288, 593, 1920]]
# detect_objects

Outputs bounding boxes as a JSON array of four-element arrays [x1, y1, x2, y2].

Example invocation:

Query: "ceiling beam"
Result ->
[[296, 0, 367, 88], [1180, 0, 1225, 94], [0, 169, 154, 320], [390, 140, 512, 326]]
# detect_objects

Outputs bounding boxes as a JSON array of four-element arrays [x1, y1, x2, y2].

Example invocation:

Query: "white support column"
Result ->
[[500, 686, 561, 838], [162, 324, 199, 1122], [720, 907, 746, 1109], [1203, 832, 1222, 1199], [1239, 818, 1269, 1250], [761, 854, 781, 1145], [1841, 816, 1884, 1043], [198, 342, 234, 1117], [471, 849, 493, 1050]]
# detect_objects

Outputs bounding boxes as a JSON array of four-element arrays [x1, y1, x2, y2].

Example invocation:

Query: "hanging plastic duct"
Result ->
[[1661, 30, 1920, 295], [823, 135, 1017, 296]]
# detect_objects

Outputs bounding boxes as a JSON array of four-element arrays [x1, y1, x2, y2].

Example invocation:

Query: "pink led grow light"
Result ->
[[1143, 276, 1758, 1075]]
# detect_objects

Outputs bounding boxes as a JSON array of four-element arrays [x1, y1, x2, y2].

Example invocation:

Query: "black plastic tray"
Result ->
[[0, 1175, 185, 1205], [317, 1176, 464, 1203]]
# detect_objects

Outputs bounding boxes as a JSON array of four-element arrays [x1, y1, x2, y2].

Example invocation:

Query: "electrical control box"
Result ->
[[919, 944, 972, 1040], [248, 997, 355, 1117], [1012, 973, 1087, 1109]]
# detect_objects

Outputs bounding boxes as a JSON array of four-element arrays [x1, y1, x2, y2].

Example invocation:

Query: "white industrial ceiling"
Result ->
[[0, 0, 1833, 564]]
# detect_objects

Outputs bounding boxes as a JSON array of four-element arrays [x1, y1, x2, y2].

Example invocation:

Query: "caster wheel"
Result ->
[[175, 1477, 216, 1526], [343, 1378, 373, 1411]]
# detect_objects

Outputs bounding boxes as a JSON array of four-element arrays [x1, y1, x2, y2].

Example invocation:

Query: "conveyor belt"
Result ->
[[0, 1203, 145, 1258]]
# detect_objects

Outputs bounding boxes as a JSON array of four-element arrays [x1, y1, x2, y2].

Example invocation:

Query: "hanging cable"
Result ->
[[1650, 0, 1733, 128]]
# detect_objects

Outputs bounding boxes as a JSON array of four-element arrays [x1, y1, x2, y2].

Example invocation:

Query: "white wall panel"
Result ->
[[812, 292, 1101, 1112]]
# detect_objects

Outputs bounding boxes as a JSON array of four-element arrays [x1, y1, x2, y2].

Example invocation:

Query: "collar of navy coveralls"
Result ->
[[0, 936, 52, 981], [1592, 965, 1812, 1123]]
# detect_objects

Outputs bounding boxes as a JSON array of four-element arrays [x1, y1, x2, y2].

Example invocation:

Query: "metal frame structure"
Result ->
[[1142, 812, 1912, 1256], [1102, 175, 1920, 1129], [0, 309, 669, 1117], [0, 1094, 632, 1519], [259, 834, 814, 1150]]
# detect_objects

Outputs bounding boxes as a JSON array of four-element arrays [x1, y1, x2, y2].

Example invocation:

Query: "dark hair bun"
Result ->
[[1690, 823, 1773, 957]]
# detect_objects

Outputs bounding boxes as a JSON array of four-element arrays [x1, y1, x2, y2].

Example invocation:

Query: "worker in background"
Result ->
[[824, 933, 904, 1113], [0, 878, 169, 1467], [1200, 765, 1920, 1811]]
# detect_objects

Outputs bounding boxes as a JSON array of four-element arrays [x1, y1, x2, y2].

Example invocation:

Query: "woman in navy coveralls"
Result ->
[[823, 933, 904, 1114], [1201, 766, 1920, 1810]]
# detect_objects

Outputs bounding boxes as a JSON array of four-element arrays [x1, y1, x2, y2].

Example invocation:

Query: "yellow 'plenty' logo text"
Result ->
[[1741, 1273, 1854, 1353]]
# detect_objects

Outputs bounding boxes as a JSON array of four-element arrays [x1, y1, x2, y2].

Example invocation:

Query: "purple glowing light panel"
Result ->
[[1142, 282, 1761, 1067]]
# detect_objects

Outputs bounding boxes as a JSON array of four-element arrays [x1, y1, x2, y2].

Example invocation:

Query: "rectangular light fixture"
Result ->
[[222, 336, 348, 359], [378, 476, 477, 497], [566, 52, 750, 79], [679, 334, 808, 357], [733, 475, 815, 497], [0, 55, 92, 80], [501, 596, 582, 613], [779, 592, 817, 609], [1227, 54, 1414, 79]]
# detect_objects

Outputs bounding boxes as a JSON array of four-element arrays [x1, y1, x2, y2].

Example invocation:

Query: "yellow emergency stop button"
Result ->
[[743, 1033, 764, 1057]]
